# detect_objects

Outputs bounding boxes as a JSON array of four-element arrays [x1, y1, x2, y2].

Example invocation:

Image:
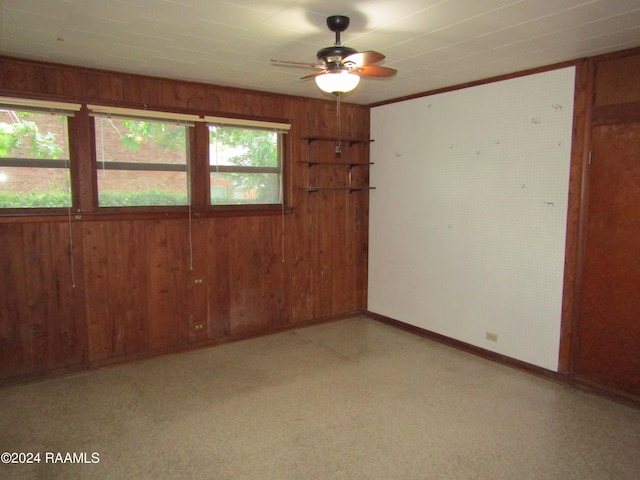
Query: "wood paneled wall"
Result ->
[[0, 56, 370, 384]]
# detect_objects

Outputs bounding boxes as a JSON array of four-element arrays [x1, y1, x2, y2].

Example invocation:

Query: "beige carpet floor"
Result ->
[[1, 316, 639, 479]]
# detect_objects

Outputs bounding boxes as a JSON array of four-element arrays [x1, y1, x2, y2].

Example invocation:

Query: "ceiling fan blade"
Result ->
[[300, 70, 328, 80], [343, 51, 385, 66], [356, 65, 397, 77], [271, 59, 324, 69]]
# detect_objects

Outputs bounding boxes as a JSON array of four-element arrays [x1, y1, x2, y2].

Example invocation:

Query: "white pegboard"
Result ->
[[368, 67, 576, 371]]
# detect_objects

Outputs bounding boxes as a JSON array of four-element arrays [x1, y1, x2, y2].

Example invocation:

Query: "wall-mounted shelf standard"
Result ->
[[300, 161, 374, 167], [300, 186, 376, 192], [303, 136, 374, 146]]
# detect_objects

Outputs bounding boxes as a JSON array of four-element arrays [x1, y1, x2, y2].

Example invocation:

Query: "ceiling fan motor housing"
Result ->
[[316, 45, 358, 65]]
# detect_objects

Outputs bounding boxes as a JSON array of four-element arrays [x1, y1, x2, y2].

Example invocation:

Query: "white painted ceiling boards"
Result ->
[[1, 0, 639, 104]]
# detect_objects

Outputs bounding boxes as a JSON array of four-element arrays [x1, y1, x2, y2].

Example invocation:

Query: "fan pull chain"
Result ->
[[336, 92, 342, 157]]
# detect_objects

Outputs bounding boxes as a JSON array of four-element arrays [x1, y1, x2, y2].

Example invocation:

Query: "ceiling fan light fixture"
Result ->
[[315, 71, 360, 94]]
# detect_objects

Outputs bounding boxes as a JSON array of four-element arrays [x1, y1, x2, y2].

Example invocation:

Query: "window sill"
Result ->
[[0, 205, 294, 223]]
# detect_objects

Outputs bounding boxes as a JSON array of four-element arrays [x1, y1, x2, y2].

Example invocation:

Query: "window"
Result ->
[[90, 106, 198, 207], [0, 98, 79, 209], [206, 116, 290, 206], [1, 98, 291, 215]]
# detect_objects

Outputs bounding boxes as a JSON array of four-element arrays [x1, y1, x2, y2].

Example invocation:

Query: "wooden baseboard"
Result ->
[[366, 311, 567, 382], [366, 311, 639, 409], [0, 311, 364, 388], [570, 376, 640, 409]]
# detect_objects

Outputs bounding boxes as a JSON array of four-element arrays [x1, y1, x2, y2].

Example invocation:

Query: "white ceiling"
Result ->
[[1, 0, 640, 105]]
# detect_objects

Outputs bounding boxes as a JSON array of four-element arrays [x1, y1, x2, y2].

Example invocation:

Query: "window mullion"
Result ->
[[209, 165, 280, 174], [0, 158, 70, 168], [96, 162, 187, 172], [192, 122, 209, 208], [71, 108, 99, 212]]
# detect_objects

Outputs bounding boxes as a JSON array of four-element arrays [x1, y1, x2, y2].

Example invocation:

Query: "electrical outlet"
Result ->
[[194, 323, 204, 331], [485, 332, 498, 342]]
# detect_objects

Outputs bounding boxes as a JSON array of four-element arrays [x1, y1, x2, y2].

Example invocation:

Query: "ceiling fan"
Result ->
[[271, 15, 397, 94]]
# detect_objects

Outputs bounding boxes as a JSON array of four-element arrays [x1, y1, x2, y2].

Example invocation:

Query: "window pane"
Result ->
[[210, 172, 281, 204], [98, 170, 188, 206], [0, 110, 71, 208], [94, 116, 189, 207], [0, 166, 71, 208], [208, 125, 282, 206], [209, 126, 278, 167]]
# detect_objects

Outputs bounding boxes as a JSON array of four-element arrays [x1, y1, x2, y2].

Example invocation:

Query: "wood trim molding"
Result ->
[[0, 310, 364, 388], [367, 311, 640, 409], [367, 311, 566, 381], [368, 59, 582, 108], [557, 59, 593, 373]]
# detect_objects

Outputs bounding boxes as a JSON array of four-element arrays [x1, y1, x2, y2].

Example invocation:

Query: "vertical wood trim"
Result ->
[[192, 122, 209, 208], [72, 107, 98, 212], [67, 113, 82, 211], [558, 59, 595, 373]]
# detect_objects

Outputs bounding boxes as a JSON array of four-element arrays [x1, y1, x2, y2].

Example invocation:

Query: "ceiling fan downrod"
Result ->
[[327, 15, 350, 45], [317, 15, 357, 64]]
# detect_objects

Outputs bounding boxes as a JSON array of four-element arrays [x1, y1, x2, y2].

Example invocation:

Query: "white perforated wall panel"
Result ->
[[368, 67, 576, 371]]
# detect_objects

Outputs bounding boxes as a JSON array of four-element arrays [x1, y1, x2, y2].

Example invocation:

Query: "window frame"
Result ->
[[206, 119, 288, 207], [0, 98, 81, 214], [89, 105, 198, 211]]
